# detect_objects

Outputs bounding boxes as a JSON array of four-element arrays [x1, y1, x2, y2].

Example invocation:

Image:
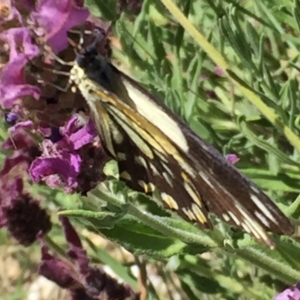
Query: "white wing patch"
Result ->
[[250, 194, 278, 225], [254, 211, 270, 227], [235, 203, 269, 242], [123, 79, 189, 153]]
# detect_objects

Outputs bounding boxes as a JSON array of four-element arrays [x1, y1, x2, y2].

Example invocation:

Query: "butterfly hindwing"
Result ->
[[97, 91, 283, 246], [120, 74, 294, 244], [186, 129, 293, 235]]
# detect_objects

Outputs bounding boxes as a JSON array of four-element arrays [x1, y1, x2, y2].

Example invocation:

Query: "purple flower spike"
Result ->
[[31, 0, 89, 53], [0, 1, 110, 195], [275, 282, 300, 300], [29, 115, 107, 194], [39, 235, 81, 289], [0, 177, 51, 246], [38, 217, 139, 300]]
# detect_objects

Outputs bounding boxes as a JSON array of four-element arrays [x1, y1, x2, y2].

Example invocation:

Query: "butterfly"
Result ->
[[69, 37, 294, 248]]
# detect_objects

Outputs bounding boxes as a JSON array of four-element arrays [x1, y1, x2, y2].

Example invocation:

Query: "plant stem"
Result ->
[[236, 247, 300, 284], [92, 188, 219, 248], [91, 188, 300, 283]]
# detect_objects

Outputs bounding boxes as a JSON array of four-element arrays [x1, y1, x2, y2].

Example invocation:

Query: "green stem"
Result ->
[[127, 202, 219, 248], [44, 235, 69, 259], [91, 188, 300, 282], [236, 247, 300, 284], [91, 188, 219, 248], [285, 194, 300, 217]]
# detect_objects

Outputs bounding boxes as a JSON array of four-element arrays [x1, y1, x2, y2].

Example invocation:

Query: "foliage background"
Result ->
[[2, 0, 300, 299]]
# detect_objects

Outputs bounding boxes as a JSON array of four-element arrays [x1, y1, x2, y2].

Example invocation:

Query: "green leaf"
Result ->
[[58, 209, 127, 229], [100, 219, 187, 258], [178, 269, 225, 295], [241, 168, 300, 192], [276, 237, 300, 270], [61, 209, 188, 258], [85, 0, 117, 20]]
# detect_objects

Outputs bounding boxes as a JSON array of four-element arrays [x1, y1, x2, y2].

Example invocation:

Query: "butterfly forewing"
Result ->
[[90, 83, 213, 228], [69, 43, 294, 247]]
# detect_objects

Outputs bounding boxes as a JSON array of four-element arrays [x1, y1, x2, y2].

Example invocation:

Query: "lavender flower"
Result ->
[[29, 116, 108, 194], [38, 217, 139, 300], [0, 177, 51, 246], [275, 282, 300, 300], [226, 154, 240, 165], [0, 0, 111, 253], [30, 0, 89, 53], [0, 0, 109, 195], [0, 0, 110, 246]]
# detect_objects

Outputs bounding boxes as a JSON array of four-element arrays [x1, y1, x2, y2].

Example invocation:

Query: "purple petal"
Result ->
[[0, 153, 31, 177], [60, 217, 90, 274], [39, 236, 81, 289], [0, 28, 40, 61], [58, 116, 97, 150], [275, 282, 300, 300], [226, 154, 240, 165], [0, 29, 40, 107], [0, 82, 41, 108], [29, 153, 81, 188], [61, 115, 80, 136], [0, 56, 27, 85], [31, 0, 89, 53], [0, 54, 40, 108], [2, 126, 35, 150], [69, 119, 98, 150], [5, 112, 19, 125], [9, 120, 34, 132], [214, 66, 224, 76]]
